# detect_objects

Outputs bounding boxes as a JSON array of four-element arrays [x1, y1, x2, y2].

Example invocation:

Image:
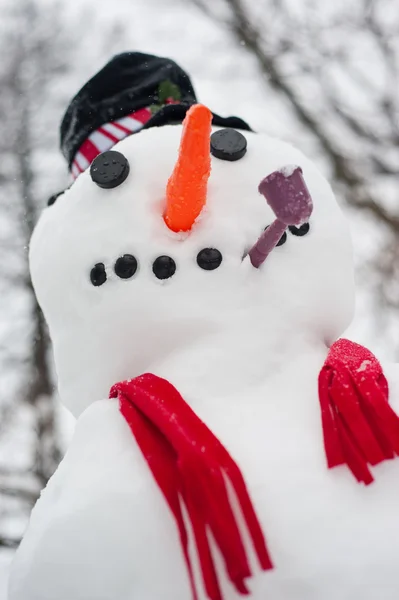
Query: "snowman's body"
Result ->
[[8, 123, 399, 599]]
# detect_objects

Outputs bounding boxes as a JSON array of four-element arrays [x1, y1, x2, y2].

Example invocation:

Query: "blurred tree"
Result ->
[[0, 0, 72, 546], [191, 0, 399, 328], [0, 0, 132, 548], [0, 0, 130, 548]]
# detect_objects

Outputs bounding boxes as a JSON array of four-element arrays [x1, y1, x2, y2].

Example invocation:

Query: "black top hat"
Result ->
[[60, 51, 252, 171]]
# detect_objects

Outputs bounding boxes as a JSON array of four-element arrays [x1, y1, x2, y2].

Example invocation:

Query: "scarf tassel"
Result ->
[[111, 374, 273, 600], [318, 339, 399, 485]]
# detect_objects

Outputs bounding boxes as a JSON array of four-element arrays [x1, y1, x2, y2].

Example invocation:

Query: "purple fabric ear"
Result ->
[[248, 166, 313, 268]]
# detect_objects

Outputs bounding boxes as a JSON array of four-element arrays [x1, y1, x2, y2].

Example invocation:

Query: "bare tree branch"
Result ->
[[0, 0, 70, 540], [190, 0, 399, 322]]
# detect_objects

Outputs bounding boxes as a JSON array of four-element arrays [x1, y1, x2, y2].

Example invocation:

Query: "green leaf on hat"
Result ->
[[149, 103, 162, 115], [158, 80, 181, 104]]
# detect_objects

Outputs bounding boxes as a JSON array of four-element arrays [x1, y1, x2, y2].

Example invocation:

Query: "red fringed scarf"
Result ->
[[110, 340, 399, 599], [319, 338, 399, 484], [110, 374, 273, 600]]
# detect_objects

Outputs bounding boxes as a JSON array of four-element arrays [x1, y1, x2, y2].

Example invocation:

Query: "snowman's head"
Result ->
[[30, 105, 355, 417]]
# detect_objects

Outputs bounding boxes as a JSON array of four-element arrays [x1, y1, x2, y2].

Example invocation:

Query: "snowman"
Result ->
[[8, 52, 399, 600]]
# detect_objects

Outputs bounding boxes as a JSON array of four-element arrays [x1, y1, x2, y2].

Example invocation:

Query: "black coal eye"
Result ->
[[153, 256, 176, 280], [288, 223, 310, 237], [264, 226, 287, 247], [90, 263, 107, 287], [47, 183, 72, 206], [210, 129, 247, 161], [90, 150, 130, 189], [197, 248, 223, 270], [47, 191, 63, 206], [114, 254, 138, 279]]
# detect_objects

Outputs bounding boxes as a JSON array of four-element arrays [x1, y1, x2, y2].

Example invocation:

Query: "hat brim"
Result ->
[[142, 102, 252, 133]]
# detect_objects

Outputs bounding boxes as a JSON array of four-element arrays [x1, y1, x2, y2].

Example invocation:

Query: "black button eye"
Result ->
[[114, 254, 138, 279], [197, 248, 223, 270], [264, 226, 287, 247], [288, 223, 310, 237], [153, 256, 176, 280], [210, 129, 247, 161], [90, 263, 107, 287], [90, 150, 130, 189]]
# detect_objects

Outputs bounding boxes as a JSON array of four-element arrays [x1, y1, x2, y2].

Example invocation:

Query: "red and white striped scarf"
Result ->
[[71, 106, 153, 179]]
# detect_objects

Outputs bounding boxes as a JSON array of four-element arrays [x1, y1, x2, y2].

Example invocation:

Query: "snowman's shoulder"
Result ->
[[8, 400, 148, 600], [56, 397, 147, 496], [16, 398, 142, 534], [17, 398, 144, 543], [66, 397, 134, 461]]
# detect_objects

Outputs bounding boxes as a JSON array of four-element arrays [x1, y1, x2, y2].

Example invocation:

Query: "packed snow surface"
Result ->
[[9, 125, 399, 599]]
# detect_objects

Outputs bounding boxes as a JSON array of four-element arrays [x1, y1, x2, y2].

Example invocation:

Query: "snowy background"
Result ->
[[0, 0, 398, 595]]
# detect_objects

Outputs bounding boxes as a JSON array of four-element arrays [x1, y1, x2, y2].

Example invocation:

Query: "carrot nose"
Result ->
[[164, 104, 212, 232]]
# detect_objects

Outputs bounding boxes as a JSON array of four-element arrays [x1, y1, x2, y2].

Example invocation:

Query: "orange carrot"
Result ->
[[164, 104, 212, 232]]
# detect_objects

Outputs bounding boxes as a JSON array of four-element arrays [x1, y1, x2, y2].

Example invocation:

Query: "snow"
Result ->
[[29, 125, 355, 418], [278, 164, 299, 177], [357, 359, 372, 373], [12, 123, 393, 600], [9, 344, 399, 599]]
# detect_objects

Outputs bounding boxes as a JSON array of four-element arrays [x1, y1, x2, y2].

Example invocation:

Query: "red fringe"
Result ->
[[318, 339, 399, 484], [110, 374, 273, 600]]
